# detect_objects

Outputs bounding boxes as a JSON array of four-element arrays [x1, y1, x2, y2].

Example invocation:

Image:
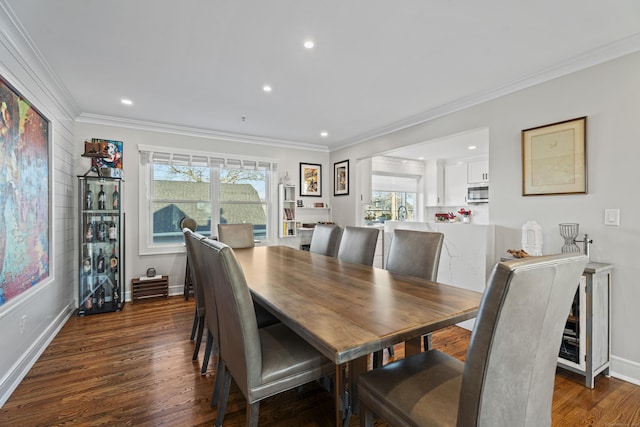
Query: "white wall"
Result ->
[[0, 5, 77, 405], [73, 121, 330, 298], [330, 52, 640, 385]]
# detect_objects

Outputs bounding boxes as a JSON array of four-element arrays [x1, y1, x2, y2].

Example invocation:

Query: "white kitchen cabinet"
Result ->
[[444, 163, 467, 206], [558, 262, 612, 389], [468, 159, 489, 184], [425, 159, 444, 207]]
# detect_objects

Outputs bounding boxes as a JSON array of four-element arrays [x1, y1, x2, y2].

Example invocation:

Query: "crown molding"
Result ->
[[76, 113, 331, 153], [333, 33, 640, 151], [0, 0, 80, 122]]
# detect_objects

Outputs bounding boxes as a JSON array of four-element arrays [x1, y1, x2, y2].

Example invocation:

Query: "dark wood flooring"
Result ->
[[2, 296, 640, 426]]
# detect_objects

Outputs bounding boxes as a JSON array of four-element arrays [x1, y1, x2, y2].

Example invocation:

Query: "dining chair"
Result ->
[[336, 226, 379, 266], [180, 217, 197, 300], [183, 228, 207, 363], [201, 238, 335, 426], [386, 229, 444, 352], [309, 224, 342, 257], [358, 253, 588, 427], [217, 223, 255, 249]]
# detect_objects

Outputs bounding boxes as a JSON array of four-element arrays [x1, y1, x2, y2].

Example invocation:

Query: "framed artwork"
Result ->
[[522, 116, 587, 196], [91, 138, 123, 169], [300, 162, 322, 197], [0, 75, 50, 306], [334, 159, 349, 196]]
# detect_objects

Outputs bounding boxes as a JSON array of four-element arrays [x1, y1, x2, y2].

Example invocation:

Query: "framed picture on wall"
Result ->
[[300, 162, 322, 197], [522, 116, 587, 196], [334, 160, 349, 196], [0, 74, 51, 307]]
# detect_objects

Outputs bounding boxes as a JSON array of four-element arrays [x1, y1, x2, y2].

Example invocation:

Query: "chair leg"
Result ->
[[360, 401, 374, 427], [247, 401, 260, 427], [211, 358, 225, 408], [190, 310, 198, 341], [201, 330, 213, 374], [192, 316, 205, 361], [215, 367, 232, 427]]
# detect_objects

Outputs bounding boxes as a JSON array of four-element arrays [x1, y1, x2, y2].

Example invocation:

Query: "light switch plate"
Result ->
[[604, 209, 620, 226]]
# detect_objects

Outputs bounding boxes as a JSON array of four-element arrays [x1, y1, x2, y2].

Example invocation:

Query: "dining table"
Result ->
[[233, 245, 483, 426]]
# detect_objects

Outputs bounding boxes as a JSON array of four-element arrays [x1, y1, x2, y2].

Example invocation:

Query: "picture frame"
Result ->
[[0, 74, 51, 307], [334, 159, 349, 196], [300, 162, 322, 197], [522, 116, 587, 196]]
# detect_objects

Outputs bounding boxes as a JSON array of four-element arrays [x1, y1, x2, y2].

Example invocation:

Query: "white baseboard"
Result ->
[[610, 355, 640, 386], [0, 303, 74, 407]]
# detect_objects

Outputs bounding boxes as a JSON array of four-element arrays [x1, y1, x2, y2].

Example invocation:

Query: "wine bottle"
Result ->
[[85, 219, 94, 243], [97, 216, 107, 242], [112, 282, 121, 309], [82, 247, 92, 274], [98, 184, 106, 210], [85, 185, 93, 210], [97, 283, 105, 308], [108, 217, 117, 242], [110, 248, 118, 273], [97, 248, 105, 273], [112, 185, 120, 210]]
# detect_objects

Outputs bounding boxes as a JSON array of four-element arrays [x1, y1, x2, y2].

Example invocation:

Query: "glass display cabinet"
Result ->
[[77, 175, 124, 315]]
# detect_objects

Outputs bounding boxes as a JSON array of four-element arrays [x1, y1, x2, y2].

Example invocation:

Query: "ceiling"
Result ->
[[4, 1, 640, 151]]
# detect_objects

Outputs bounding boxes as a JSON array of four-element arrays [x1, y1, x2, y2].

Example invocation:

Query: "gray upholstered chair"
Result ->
[[336, 226, 379, 266], [309, 224, 342, 257], [358, 253, 588, 427], [201, 238, 335, 426], [183, 228, 207, 363], [217, 223, 255, 249], [386, 229, 445, 352]]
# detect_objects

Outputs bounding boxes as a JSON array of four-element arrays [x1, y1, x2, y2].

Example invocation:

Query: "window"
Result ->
[[367, 174, 417, 222], [139, 146, 275, 254]]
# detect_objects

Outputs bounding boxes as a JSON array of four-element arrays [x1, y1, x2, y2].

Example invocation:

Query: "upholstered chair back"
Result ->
[[458, 254, 588, 426], [385, 229, 444, 281], [337, 226, 379, 266], [309, 224, 342, 257], [217, 223, 255, 249]]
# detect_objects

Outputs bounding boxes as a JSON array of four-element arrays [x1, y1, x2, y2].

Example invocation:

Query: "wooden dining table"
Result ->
[[233, 245, 483, 426]]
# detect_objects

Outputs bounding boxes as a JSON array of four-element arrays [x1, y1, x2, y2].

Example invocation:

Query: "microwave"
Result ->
[[467, 185, 489, 203]]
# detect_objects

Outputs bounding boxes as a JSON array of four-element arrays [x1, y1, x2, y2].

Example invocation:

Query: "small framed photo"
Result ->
[[300, 162, 322, 197], [522, 117, 587, 196], [334, 159, 349, 196]]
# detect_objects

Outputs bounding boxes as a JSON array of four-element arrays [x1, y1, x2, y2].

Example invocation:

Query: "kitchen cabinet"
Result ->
[[425, 159, 444, 207], [444, 163, 467, 206], [468, 160, 489, 184]]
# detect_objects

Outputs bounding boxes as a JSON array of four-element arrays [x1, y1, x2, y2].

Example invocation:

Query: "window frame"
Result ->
[[138, 145, 277, 255]]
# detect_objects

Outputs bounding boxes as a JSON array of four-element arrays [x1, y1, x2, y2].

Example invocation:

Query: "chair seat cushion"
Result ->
[[358, 350, 463, 427], [250, 323, 334, 401]]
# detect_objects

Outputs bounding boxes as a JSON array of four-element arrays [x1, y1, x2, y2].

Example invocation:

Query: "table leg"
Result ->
[[335, 364, 344, 426], [405, 337, 421, 356], [349, 356, 367, 416]]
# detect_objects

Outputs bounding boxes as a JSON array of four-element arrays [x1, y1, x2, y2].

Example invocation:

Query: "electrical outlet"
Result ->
[[604, 209, 620, 226], [19, 315, 27, 334]]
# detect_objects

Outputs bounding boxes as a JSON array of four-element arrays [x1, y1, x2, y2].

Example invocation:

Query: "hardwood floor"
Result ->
[[2, 296, 640, 426]]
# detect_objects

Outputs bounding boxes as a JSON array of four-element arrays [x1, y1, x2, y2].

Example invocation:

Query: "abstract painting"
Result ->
[[0, 75, 50, 306]]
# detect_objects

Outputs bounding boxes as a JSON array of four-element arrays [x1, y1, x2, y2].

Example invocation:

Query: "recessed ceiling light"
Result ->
[[121, 99, 133, 105], [263, 85, 272, 92], [418, 157, 425, 160], [304, 40, 314, 49], [320, 131, 328, 137], [468, 145, 477, 150]]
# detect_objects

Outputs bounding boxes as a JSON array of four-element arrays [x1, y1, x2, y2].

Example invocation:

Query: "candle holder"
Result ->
[[559, 223, 581, 253]]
